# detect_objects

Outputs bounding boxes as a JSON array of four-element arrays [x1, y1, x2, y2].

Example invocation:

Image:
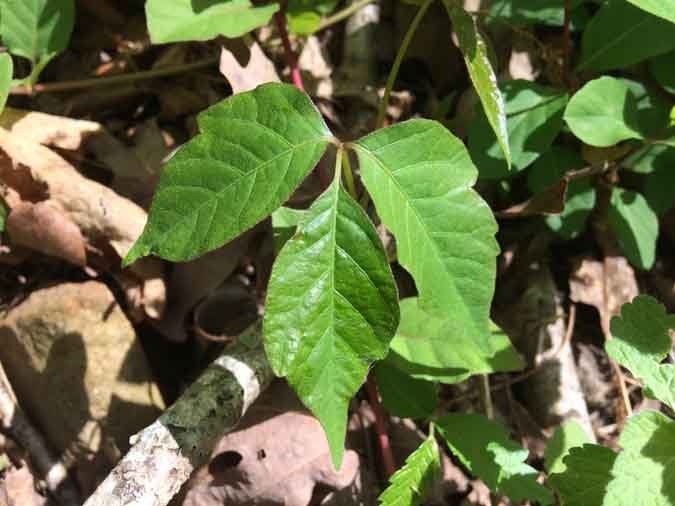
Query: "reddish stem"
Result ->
[[273, 6, 305, 91], [365, 373, 397, 478]]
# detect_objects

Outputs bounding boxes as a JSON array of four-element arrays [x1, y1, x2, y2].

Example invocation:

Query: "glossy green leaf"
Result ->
[[527, 147, 596, 239], [468, 80, 567, 179], [0, 54, 12, 114], [374, 359, 438, 419], [543, 421, 591, 475], [443, 0, 510, 166], [353, 120, 499, 339], [271, 207, 307, 253], [624, 0, 675, 24], [437, 414, 553, 505], [145, 0, 279, 43], [379, 432, 441, 506], [124, 83, 333, 265], [0, 0, 74, 83], [607, 295, 675, 410], [578, 0, 675, 71], [564, 77, 658, 147], [608, 188, 658, 270], [263, 177, 400, 468], [644, 164, 675, 215], [549, 444, 617, 506], [386, 298, 523, 384], [551, 411, 675, 506], [650, 51, 675, 95], [487, 0, 586, 26]]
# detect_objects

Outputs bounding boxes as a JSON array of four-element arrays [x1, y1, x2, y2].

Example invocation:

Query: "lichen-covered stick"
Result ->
[[83, 327, 273, 506]]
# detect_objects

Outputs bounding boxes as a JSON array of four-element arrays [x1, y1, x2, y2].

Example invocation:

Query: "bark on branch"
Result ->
[[83, 327, 273, 506]]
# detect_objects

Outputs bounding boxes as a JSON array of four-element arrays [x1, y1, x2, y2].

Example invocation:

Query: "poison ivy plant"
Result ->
[[607, 188, 658, 270], [578, 0, 675, 71], [0, 53, 12, 113], [624, 0, 675, 24], [374, 360, 439, 419], [125, 83, 512, 469], [468, 80, 567, 179], [286, 0, 338, 34], [543, 421, 591, 475], [0, 0, 75, 85], [145, 0, 279, 43], [650, 51, 675, 95], [437, 413, 553, 505], [443, 0, 510, 166], [379, 432, 441, 506]]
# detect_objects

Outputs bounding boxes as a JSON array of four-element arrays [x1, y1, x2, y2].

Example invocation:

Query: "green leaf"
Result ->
[[468, 80, 567, 179], [443, 0, 510, 166], [287, 0, 337, 34], [527, 147, 596, 240], [486, 0, 587, 26], [437, 413, 553, 505], [124, 83, 333, 265], [608, 188, 659, 270], [145, 0, 279, 43], [374, 359, 438, 419], [551, 412, 675, 506], [353, 120, 499, 339], [548, 444, 617, 506], [624, 0, 675, 24], [607, 295, 675, 410], [623, 143, 675, 174], [543, 421, 591, 475], [263, 177, 400, 468], [386, 298, 523, 384], [564, 77, 645, 147], [271, 207, 307, 253], [379, 432, 441, 506], [0, 197, 7, 233], [0, 0, 74, 82], [0, 54, 13, 114], [650, 51, 675, 95], [644, 163, 675, 215], [578, 0, 675, 71]]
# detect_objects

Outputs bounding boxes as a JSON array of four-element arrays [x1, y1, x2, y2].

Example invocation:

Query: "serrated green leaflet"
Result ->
[[263, 175, 399, 469], [437, 414, 553, 505], [374, 360, 438, 419], [124, 84, 333, 265], [145, 0, 278, 43], [544, 421, 591, 475], [549, 444, 617, 505], [608, 188, 658, 270], [353, 120, 499, 339], [624, 0, 675, 24], [0, 0, 74, 84], [0, 54, 12, 114], [442, 0, 510, 167], [386, 298, 523, 384], [551, 412, 675, 506], [527, 147, 596, 240], [468, 80, 567, 179], [379, 432, 441, 506], [578, 0, 675, 71], [607, 296, 675, 410]]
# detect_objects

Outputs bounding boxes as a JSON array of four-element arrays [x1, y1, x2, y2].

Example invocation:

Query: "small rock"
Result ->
[[0, 282, 163, 492]]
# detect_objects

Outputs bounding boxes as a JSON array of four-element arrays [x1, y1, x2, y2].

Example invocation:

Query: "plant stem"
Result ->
[[375, 0, 433, 129], [317, 0, 379, 32], [10, 57, 219, 95], [341, 150, 358, 199], [274, 2, 305, 91], [479, 374, 494, 420], [365, 373, 397, 478]]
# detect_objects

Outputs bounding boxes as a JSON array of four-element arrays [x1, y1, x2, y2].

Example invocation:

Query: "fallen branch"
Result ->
[[0, 362, 81, 506], [83, 327, 274, 506]]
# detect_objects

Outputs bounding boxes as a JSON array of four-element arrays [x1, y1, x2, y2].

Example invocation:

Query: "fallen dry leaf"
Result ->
[[219, 42, 280, 94], [6, 200, 87, 266], [182, 383, 359, 506]]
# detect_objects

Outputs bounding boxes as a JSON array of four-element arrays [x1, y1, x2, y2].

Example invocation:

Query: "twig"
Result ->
[[317, 0, 379, 32], [365, 373, 396, 478], [10, 57, 219, 95], [0, 362, 80, 506], [479, 375, 494, 420], [375, 0, 433, 129], [83, 328, 273, 506], [274, 2, 305, 91]]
